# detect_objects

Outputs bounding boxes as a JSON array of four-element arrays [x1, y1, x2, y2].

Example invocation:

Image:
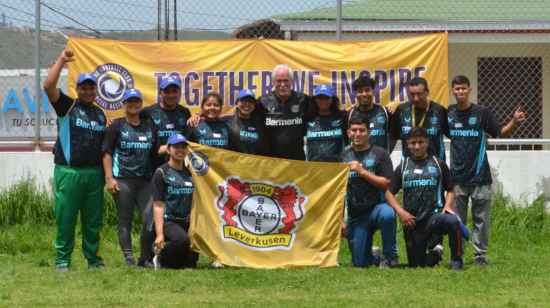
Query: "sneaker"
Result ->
[[125, 259, 138, 269], [152, 256, 162, 270], [88, 264, 106, 269], [152, 244, 162, 256], [335, 260, 340, 267], [138, 259, 155, 269], [371, 246, 381, 266], [212, 261, 225, 269], [380, 258, 391, 269], [450, 265, 463, 271], [432, 244, 444, 264], [390, 254, 400, 266], [475, 255, 489, 266], [56, 266, 69, 273]]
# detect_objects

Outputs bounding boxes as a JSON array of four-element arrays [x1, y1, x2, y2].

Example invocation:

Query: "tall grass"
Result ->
[[491, 192, 550, 233], [0, 180, 141, 231], [0, 179, 548, 234], [0, 180, 54, 226]]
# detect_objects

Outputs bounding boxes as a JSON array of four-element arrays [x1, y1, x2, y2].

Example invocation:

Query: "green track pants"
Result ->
[[54, 165, 104, 267]]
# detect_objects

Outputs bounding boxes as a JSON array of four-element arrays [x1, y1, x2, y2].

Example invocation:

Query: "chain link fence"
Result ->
[[0, 0, 549, 149]]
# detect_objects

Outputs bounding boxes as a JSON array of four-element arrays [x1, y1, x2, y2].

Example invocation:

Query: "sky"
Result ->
[[0, 0, 339, 34]]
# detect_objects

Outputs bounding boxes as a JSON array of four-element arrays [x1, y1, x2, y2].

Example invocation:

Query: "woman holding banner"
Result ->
[[102, 88, 159, 269], [224, 89, 268, 156], [186, 93, 229, 150], [305, 84, 346, 162]]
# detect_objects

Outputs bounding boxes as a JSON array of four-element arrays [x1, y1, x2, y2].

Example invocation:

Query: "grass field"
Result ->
[[1, 181, 549, 307]]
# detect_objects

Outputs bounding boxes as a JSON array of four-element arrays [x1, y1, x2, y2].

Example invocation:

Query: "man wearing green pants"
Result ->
[[44, 49, 107, 272]]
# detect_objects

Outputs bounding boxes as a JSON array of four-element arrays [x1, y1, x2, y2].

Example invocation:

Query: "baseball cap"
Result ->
[[122, 88, 142, 101], [167, 134, 189, 146], [314, 84, 334, 97], [160, 77, 181, 90], [454, 213, 471, 242], [76, 73, 97, 85], [237, 89, 256, 100]]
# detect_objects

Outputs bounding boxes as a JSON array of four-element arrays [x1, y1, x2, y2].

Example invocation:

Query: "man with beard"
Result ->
[[390, 77, 449, 161], [256, 64, 310, 160]]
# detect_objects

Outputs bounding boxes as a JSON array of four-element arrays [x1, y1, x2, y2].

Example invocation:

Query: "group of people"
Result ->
[[44, 49, 525, 272]]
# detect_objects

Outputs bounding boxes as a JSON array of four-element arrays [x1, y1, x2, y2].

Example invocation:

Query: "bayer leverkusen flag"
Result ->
[[185, 143, 348, 268]]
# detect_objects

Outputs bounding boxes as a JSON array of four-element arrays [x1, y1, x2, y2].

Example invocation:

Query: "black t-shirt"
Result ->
[[448, 103, 503, 185], [256, 91, 310, 160], [306, 113, 346, 162], [344, 104, 391, 152], [140, 103, 191, 168], [389, 155, 454, 222], [102, 118, 159, 178], [151, 163, 194, 225], [222, 116, 262, 155], [390, 101, 449, 161], [339, 145, 393, 218], [51, 93, 106, 167], [186, 119, 229, 149]]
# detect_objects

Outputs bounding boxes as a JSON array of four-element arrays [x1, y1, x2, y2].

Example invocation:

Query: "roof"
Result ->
[[274, 0, 550, 21]]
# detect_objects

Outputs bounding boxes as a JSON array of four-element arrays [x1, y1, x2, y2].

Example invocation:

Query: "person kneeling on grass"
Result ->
[[339, 114, 396, 269], [151, 134, 198, 270], [385, 127, 464, 271]]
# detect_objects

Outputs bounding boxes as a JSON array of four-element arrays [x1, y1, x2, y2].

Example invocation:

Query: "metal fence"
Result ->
[[1, 0, 549, 149]]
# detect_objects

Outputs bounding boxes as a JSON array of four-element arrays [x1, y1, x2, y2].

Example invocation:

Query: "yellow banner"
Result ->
[[66, 33, 449, 119], [185, 143, 349, 268]]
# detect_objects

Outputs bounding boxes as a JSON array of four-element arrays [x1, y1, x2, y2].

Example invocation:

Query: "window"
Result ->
[[477, 57, 542, 150]]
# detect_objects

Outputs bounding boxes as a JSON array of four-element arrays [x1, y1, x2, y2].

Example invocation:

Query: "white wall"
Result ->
[[388, 151, 550, 205], [0, 152, 55, 190], [0, 151, 548, 205]]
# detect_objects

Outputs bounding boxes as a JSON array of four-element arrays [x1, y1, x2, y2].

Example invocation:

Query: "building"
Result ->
[[235, 0, 550, 145]]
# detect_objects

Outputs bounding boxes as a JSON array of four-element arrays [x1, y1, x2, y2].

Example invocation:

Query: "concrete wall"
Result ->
[[0, 151, 548, 205]]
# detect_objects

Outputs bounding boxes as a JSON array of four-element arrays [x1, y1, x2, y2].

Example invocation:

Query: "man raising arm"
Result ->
[[44, 49, 107, 272], [448, 75, 525, 266]]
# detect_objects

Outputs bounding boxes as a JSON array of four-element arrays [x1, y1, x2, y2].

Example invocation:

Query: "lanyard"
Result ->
[[412, 101, 430, 127]]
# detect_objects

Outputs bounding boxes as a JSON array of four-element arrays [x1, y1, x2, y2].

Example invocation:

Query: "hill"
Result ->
[[0, 28, 233, 69]]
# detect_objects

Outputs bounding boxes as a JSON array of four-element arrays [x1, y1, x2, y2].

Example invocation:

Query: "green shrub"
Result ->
[[0, 180, 548, 236], [0, 180, 142, 232]]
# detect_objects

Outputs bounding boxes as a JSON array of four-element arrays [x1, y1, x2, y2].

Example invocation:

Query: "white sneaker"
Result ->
[[379, 258, 391, 269], [372, 246, 381, 266], [153, 255, 162, 270], [212, 261, 225, 269], [433, 244, 444, 265]]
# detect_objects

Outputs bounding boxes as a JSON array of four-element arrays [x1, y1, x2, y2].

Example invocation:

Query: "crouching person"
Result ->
[[339, 115, 396, 269], [385, 127, 464, 271], [152, 134, 198, 269]]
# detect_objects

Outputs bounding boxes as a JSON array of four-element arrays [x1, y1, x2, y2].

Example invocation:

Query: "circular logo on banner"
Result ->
[[188, 151, 210, 176], [239, 195, 281, 234], [92, 63, 135, 110], [214, 177, 308, 251]]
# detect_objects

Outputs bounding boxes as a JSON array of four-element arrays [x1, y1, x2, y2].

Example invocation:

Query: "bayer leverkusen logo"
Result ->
[[92, 63, 135, 110], [215, 177, 307, 251]]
